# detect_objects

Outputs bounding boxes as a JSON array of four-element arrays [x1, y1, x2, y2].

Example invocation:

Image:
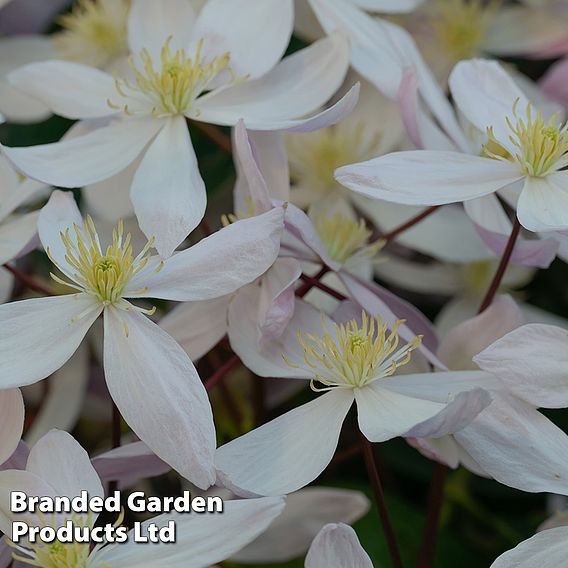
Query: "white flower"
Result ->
[[0, 190, 285, 488], [2, 0, 353, 257], [0, 388, 24, 466]]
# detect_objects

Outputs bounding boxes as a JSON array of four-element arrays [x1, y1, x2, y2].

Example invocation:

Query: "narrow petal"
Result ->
[[192, 0, 293, 78], [0, 389, 24, 466], [129, 207, 284, 300], [96, 497, 285, 568], [131, 116, 206, 257], [336, 151, 522, 205], [0, 294, 102, 388], [8, 61, 117, 120], [103, 307, 216, 489], [215, 390, 354, 496], [232, 487, 370, 564], [0, 211, 38, 266], [517, 174, 568, 232], [490, 527, 568, 568], [305, 523, 373, 568], [474, 323, 568, 408], [1, 118, 162, 188]]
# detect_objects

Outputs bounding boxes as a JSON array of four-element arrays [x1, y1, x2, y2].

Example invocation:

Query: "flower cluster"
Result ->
[[0, 0, 568, 566]]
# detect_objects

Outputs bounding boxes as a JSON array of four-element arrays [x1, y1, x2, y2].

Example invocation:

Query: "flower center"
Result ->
[[285, 312, 422, 390], [48, 217, 155, 307], [483, 100, 568, 177], [54, 0, 130, 68], [314, 213, 384, 264], [432, 0, 496, 61], [110, 38, 240, 117]]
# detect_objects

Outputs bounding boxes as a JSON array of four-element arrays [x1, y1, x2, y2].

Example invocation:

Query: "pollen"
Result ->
[[48, 216, 155, 307], [285, 312, 422, 390], [314, 213, 384, 265], [111, 38, 240, 117], [54, 0, 130, 68], [483, 100, 568, 177]]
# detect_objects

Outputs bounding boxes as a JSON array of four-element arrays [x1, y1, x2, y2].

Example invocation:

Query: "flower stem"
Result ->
[[204, 354, 241, 391], [360, 434, 403, 568], [296, 266, 329, 298], [298, 272, 346, 301], [191, 121, 232, 154], [3, 264, 54, 296], [382, 206, 440, 242]]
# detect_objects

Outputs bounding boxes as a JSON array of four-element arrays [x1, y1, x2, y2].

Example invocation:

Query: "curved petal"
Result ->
[[351, 0, 423, 12], [131, 116, 206, 257], [8, 61, 117, 120], [129, 206, 284, 300], [232, 487, 370, 564], [0, 211, 38, 266], [103, 307, 216, 489], [96, 497, 285, 568], [305, 523, 373, 568], [517, 174, 568, 232], [192, 0, 293, 78], [1, 118, 162, 188], [197, 32, 349, 129], [0, 267, 14, 305], [215, 390, 354, 496], [0, 389, 24, 466], [336, 151, 523, 205], [0, 294, 102, 389], [540, 57, 568, 108]]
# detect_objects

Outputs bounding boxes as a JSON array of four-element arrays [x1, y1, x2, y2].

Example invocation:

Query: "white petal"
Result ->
[[131, 116, 206, 257], [490, 526, 568, 568], [351, 0, 423, 12], [130, 206, 284, 300], [336, 151, 522, 205], [26, 430, 103, 500], [517, 174, 568, 232], [160, 295, 230, 360], [474, 323, 568, 408], [215, 390, 354, 496], [0, 294, 102, 388], [103, 307, 216, 489], [1, 118, 162, 188], [232, 487, 370, 563], [0, 267, 13, 305], [197, 32, 349, 129], [0, 211, 38, 266], [0, 389, 24, 465], [128, 0, 196, 63], [192, 0, 293, 78], [97, 497, 285, 568], [8, 61, 117, 120], [305, 523, 373, 568]]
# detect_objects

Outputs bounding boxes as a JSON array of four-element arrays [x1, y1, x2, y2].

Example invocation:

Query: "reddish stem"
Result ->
[[192, 121, 232, 154], [204, 355, 241, 391], [4, 264, 54, 296], [382, 206, 440, 242], [298, 273, 346, 301], [296, 266, 329, 298]]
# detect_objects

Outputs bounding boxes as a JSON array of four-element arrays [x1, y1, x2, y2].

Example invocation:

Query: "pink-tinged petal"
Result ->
[[490, 526, 568, 568], [160, 295, 230, 361], [92, 442, 170, 489], [232, 488, 369, 564], [0, 536, 11, 568], [1, 118, 162, 188], [131, 116, 206, 257], [0, 389, 24, 466], [127, 0, 196, 64], [215, 389, 354, 497], [0, 211, 38, 266], [535, 36, 568, 59], [192, 0, 293, 78], [95, 497, 285, 568], [540, 57, 568, 107], [438, 295, 525, 371], [0, 442, 28, 471], [305, 523, 373, 568], [455, 395, 568, 495], [0, 294, 102, 389], [336, 151, 522, 205], [103, 307, 216, 489], [474, 323, 568, 408], [26, 430, 103, 500], [129, 206, 284, 300], [8, 61, 117, 120], [407, 436, 461, 469], [518, 174, 568, 232], [196, 33, 350, 129]]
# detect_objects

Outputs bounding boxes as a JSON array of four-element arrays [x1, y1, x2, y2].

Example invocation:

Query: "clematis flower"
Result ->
[[2, 0, 353, 257], [0, 429, 285, 568], [541, 56, 568, 109], [337, 58, 568, 234], [215, 294, 492, 496], [0, 190, 285, 489], [0, 388, 24, 466]]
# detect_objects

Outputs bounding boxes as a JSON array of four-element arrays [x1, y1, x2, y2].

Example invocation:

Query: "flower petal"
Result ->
[[0, 294, 102, 388], [129, 206, 284, 300], [0, 389, 24, 466], [1, 118, 162, 188], [103, 307, 216, 489], [336, 151, 523, 205], [0, 211, 38, 266], [517, 174, 568, 232], [215, 390, 354, 496]]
